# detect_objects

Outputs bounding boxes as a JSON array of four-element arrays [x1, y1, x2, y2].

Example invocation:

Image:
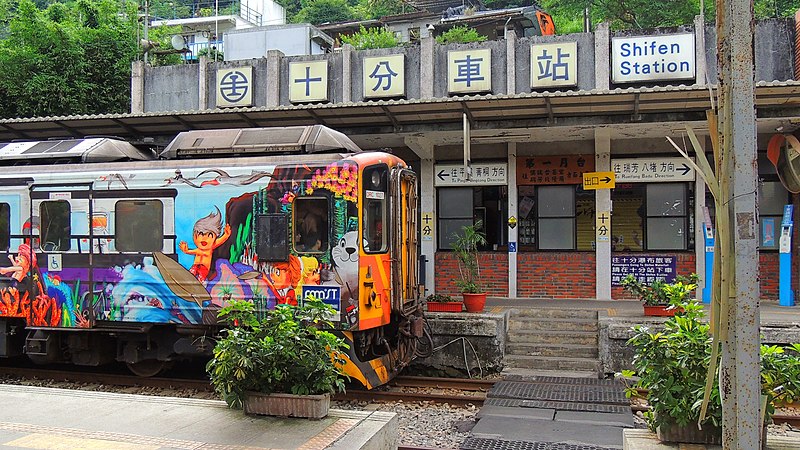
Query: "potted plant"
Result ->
[[626, 298, 800, 446], [620, 273, 698, 316], [452, 221, 487, 313], [425, 293, 463, 312], [206, 298, 348, 419]]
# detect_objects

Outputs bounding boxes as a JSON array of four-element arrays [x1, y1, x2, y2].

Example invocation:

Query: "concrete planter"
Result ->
[[243, 392, 330, 419], [427, 301, 463, 312], [656, 420, 721, 445]]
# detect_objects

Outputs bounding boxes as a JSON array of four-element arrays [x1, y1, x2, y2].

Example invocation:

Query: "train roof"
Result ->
[[159, 125, 362, 159], [0, 137, 155, 164]]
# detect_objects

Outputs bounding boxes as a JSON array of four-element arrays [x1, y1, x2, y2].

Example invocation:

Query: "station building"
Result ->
[[1, 16, 798, 301]]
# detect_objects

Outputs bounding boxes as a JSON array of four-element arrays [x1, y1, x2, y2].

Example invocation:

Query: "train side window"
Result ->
[[115, 200, 164, 252], [293, 197, 328, 253], [0, 203, 9, 252], [40, 201, 71, 251], [363, 165, 388, 253]]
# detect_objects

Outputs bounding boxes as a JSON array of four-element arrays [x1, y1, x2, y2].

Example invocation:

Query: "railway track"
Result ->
[[0, 365, 213, 391]]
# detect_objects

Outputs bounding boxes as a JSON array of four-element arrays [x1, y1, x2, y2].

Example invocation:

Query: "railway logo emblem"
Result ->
[[216, 67, 253, 107]]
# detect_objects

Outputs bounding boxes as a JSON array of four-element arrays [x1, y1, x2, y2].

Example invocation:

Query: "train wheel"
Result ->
[[126, 359, 167, 377]]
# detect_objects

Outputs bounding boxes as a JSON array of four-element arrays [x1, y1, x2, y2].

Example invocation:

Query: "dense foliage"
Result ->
[[435, 25, 488, 45], [0, 0, 139, 118], [452, 221, 487, 294], [620, 273, 698, 306], [627, 298, 800, 432], [206, 299, 349, 409], [341, 25, 399, 49]]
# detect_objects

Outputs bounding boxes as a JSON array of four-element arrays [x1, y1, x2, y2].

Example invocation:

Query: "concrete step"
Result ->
[[504, 354, 602, 373], [506, 342, 599, 358], [506, 329, 598, 346], [501, 367, 600, 380], [508, 317, 598, 332], [511, 308, 598, 320]]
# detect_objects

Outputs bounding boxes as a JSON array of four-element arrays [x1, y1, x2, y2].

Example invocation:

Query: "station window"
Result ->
[[611, 183, 690, 251], [0, 203, 9, 252], [517, 186, 594, 251], [293, 197, 329, 253], [40, 201, 71, 251], [758, 180, 789, 251], [115, 200, 163, 252], [438, 187, 507, 251]]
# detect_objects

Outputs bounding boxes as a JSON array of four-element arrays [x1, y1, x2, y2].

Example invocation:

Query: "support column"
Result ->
[[420, 37, 435, 99], [199, 56, 208, 110], [508, 143, 518, 297], [342, 44, 353, 103], [506, 30, 517, 95], [594, 23, 610, 90], [266, 50, 284, 107], [718, 0, 760, 447], [595, 129, 611, 300], [130, 61, 145, 113], [694, 15, 708, 86], [405, 137, 436, 297]]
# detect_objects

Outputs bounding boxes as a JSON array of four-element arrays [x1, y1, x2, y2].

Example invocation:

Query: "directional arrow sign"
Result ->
[[582, 171, 616, 190], [611, 157, 695, 183], [433, 163, 508, 186]]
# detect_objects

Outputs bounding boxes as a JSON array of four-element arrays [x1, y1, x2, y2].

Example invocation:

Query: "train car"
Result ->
[[0, 125, 425, 388]]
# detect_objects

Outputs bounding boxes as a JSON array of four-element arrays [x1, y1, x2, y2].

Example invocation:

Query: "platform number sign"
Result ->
[[217, 67, 253, 107]]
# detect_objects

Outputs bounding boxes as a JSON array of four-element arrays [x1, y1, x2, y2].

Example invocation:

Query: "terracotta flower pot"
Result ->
[[643, 305, 678, 317], [462, 293, 487, 312]]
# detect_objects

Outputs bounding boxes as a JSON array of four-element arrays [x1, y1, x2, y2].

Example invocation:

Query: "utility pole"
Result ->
[[716, 0, 761, 448]]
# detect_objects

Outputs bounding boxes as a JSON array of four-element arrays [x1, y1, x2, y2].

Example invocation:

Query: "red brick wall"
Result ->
[[434, 252, 509, 296], [611, 252, 697, 300], [761, 253, 779, 300], [517, 252, 596, 298]]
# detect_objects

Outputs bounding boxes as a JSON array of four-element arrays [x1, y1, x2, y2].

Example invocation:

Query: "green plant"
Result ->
[[206, 298, 349, 409], [620, 273, 698, 306], [425, 293, 457, 303], [435, 25, 487, 45], [452, 221, 486, 294], [198, 46, 223, 61], [627, 297, 800, 434], [341, 25, 399, 50]]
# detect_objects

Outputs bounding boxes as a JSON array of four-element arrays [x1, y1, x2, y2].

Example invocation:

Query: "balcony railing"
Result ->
[[183, 40, 225, 61]]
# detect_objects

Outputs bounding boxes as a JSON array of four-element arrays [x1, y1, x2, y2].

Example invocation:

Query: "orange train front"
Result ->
[[0, 126, 425, 386]]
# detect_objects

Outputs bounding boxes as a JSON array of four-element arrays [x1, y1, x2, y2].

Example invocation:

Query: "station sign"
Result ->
[[434, 163, 507, 186], [611, 33, 695, 84], [582, 171, 615, 190], [517, 155, 594, 185], [611, 157, 695, 182]]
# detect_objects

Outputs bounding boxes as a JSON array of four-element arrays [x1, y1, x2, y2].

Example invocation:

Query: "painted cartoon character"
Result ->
[[0, 244, 37, 285], [330, 231, 363, 303], [179, 207, 231, 283], [298, 256, 321, 288], [263, 255, 302, 306]]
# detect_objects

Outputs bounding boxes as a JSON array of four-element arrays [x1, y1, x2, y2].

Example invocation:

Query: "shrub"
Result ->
[[620, 273, 698, 306], [206, 299, 349, 409], [426, 293, 457, 302], [341, 25, 400, 50], [435, 25, 487, 45]]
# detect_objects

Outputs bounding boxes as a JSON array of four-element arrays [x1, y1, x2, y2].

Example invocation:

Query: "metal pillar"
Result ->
[[508, 143, 518, 298], [717, 0, 760, 447]]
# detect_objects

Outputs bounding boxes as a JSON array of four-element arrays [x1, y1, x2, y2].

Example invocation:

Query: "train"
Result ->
[[0, 125, 426, 388]]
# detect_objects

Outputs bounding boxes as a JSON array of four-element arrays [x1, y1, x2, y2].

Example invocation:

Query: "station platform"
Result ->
[[0, 384, 397, 450]]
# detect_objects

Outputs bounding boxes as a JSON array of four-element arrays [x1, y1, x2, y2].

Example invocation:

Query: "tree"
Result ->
[[0, 0, 139, 119], [341, 25, 399, 49], [294, 0, 357, 24]]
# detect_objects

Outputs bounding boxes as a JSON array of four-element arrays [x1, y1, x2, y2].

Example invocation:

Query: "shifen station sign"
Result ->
[[611, 33, 695, 84]]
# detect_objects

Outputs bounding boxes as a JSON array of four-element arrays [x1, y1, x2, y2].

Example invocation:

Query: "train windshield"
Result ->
[[363, 165, 388, 253]]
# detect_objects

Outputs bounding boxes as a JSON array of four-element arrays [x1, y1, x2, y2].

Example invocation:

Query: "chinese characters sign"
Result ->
[[448, 49, 492, 94], [290, 60, 328, 103], [596, 211, 611, 243], [517, 155, 595, 185], [611, 255, 677, 286], [434, 163, 507, 186], [217, 67, 253, 107], [421, 212, 434, 241], [363, 55, 405, 98], [612, 157, 695, 182], [531, 42, 577, 89]]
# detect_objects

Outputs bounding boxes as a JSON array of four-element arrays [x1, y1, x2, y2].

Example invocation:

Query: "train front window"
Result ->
[[363, 165, 388, 253], [115, 200, 164, 252], [40, 201, 71, 251], [293, 197, 328, 253], [0, 203, 9, 252]]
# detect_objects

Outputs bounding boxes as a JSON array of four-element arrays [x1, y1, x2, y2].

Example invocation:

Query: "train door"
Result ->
[[390, 167, 419, 309]]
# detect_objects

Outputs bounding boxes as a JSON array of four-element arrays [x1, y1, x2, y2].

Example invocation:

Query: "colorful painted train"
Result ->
[[0, 125, 425, 388]]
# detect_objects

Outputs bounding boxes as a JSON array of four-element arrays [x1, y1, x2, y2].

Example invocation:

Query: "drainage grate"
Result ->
[[501, 376, 622, 387], [520, 400, 629, 414], [460, 437, 620, 450], [484, 398, 523, 407], [488, 381, 628, 405]]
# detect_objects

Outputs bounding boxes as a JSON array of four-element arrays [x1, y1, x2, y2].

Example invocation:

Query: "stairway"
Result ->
[[503, 308, 601, 378]]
